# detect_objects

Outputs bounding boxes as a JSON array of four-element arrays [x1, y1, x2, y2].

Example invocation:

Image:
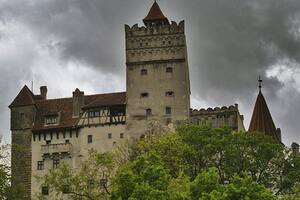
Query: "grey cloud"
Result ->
[[0, 0, 300, 144]]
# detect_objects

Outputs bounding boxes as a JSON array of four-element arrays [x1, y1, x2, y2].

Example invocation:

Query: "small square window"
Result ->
[[141, 69, 148, 75], [37, 161, 44, 170], [108, 133, 112, 139], [166, 107, 172, 115], [146, 109, 152, 116], [42, 186, 49, 195], [166, 91, 175, 97], [88, 135, 93, 144], [166, 67, 173, 73], [53, 159, 59, 169], [141, 93, 149, 98], [120, 133, 124, 139]]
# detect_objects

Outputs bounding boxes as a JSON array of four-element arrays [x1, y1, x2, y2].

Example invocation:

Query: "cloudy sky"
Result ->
[[0, 0, 299, 145]]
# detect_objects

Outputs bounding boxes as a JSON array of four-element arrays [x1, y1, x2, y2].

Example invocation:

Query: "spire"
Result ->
[[248, 78, 281, 142], [143, 1, 169, 27]]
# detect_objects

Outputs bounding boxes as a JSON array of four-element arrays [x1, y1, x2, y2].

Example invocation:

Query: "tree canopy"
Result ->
[[35, 125, 300, 200]]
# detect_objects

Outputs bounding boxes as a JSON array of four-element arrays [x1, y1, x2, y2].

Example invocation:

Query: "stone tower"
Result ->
[[9, 85, 37, 199], [125, 2, 191, 137]]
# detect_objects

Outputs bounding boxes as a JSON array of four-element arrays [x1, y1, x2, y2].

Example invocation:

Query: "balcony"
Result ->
[[41, 143, 72, 157]]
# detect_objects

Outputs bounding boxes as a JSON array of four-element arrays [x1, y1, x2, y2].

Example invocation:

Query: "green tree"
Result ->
[[36, 149, 116, 200]]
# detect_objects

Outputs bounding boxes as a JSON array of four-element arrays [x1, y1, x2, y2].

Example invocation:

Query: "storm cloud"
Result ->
[[0, 0, 299, 145]]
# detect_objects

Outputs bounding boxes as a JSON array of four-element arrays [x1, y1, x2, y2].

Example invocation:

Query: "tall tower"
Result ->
[[125, 2, 190, 137], [9, 85, 36, 199], [248, 77, 281, 142]]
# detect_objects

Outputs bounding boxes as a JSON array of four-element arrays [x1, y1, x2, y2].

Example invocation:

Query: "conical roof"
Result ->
[[248, 90, 280, 141], [143, 1, 169, 25], [9, 85, 35, 108]]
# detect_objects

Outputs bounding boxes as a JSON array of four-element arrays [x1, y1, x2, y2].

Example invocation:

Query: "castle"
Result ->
[[9, 2, 283, 199]]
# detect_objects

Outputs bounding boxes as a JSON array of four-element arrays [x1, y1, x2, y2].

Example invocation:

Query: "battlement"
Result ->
[[125, 21, 185, 38], [190, 104, 239, 115]]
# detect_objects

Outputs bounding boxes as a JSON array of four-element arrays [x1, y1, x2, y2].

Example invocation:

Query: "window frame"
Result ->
[[87, 135, 93, 144], [37, 161, 44, 170], [53, 159, 60, 169], [166, 107, 172, 115]]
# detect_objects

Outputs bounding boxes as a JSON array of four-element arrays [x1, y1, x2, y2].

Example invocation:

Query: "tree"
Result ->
[[36, 149, 116, 200]]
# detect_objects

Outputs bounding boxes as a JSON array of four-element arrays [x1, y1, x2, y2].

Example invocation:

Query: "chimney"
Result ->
[[72, 88, 84, 117], [291, 142, 299, 155], [40, 86, 47, 100]]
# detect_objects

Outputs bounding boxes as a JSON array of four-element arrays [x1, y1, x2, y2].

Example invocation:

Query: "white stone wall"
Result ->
[[31, 124, 125, 199]]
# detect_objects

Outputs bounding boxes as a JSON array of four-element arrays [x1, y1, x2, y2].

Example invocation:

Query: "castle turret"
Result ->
[[125, 2, 190, 138], [9, 85, 36, 199], [248, 77, 281, 142]]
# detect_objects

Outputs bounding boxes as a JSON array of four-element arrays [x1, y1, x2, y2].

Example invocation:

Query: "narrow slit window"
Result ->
[[88, 135, 93, 144], [166, 107, 172, 115], [146, 109, 152, 116], [108, 133, 112, 139]]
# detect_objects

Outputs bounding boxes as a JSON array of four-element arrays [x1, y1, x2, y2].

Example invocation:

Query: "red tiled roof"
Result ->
[[143, 1, 168, 23], [9, 85, 35, 108], [248, 91, 280, 141], [32, 92, 126, 131]]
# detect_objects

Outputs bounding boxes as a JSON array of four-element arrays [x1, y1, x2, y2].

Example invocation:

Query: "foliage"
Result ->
[[38, 125, 300, 199], [36, 149, 116, 200]]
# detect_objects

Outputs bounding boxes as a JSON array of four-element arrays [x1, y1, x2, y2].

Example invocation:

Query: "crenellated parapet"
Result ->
[[190, 104, 245, 132], [125, 21, 185, 37]]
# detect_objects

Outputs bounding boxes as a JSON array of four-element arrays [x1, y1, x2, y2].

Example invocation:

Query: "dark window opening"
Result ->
[[146, 109, 152, 116], [120, 133, 124, 139], [65, 139, 70, 144], [37, 161, 44, 170], [88, 135, 93, 144], [141, 93, 149, 98], [62, 185, 71, 194], [45, 115, 58, 125], [141, 69, 148, 75], [46, 140, 51, 145], [166, 107, 172, 115], [165, 91, 175, 97], [42, 186, 49, 195], [56, 132, 59, 139], [108, 133, 112, 139], [53, 159, 59, 169], [166, 67, 173, 73], [88, 111, 100, 118]]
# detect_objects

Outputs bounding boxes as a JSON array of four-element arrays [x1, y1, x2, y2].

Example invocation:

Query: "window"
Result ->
[[141, 93, 149, 98], [65, 139, 70, 144], [146, 109, 152, 116], [88, 135, 93, 144], [45, 116, 58, 125], [166, 107, 172, 115], [53, 159, 59, 169], [141, 69, 148, 75], [46, 140, 51, 145], [108, 133, 112, 139], [88, 110, 100, 118], [165, 91, 175, 97], [37, 161, 44, 170], [62, 185, 70, 194], [120, 133, 124, 139], [166, 67, 173, 73], [20, 112, 25, 121], [42, 186, 49, 195]]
